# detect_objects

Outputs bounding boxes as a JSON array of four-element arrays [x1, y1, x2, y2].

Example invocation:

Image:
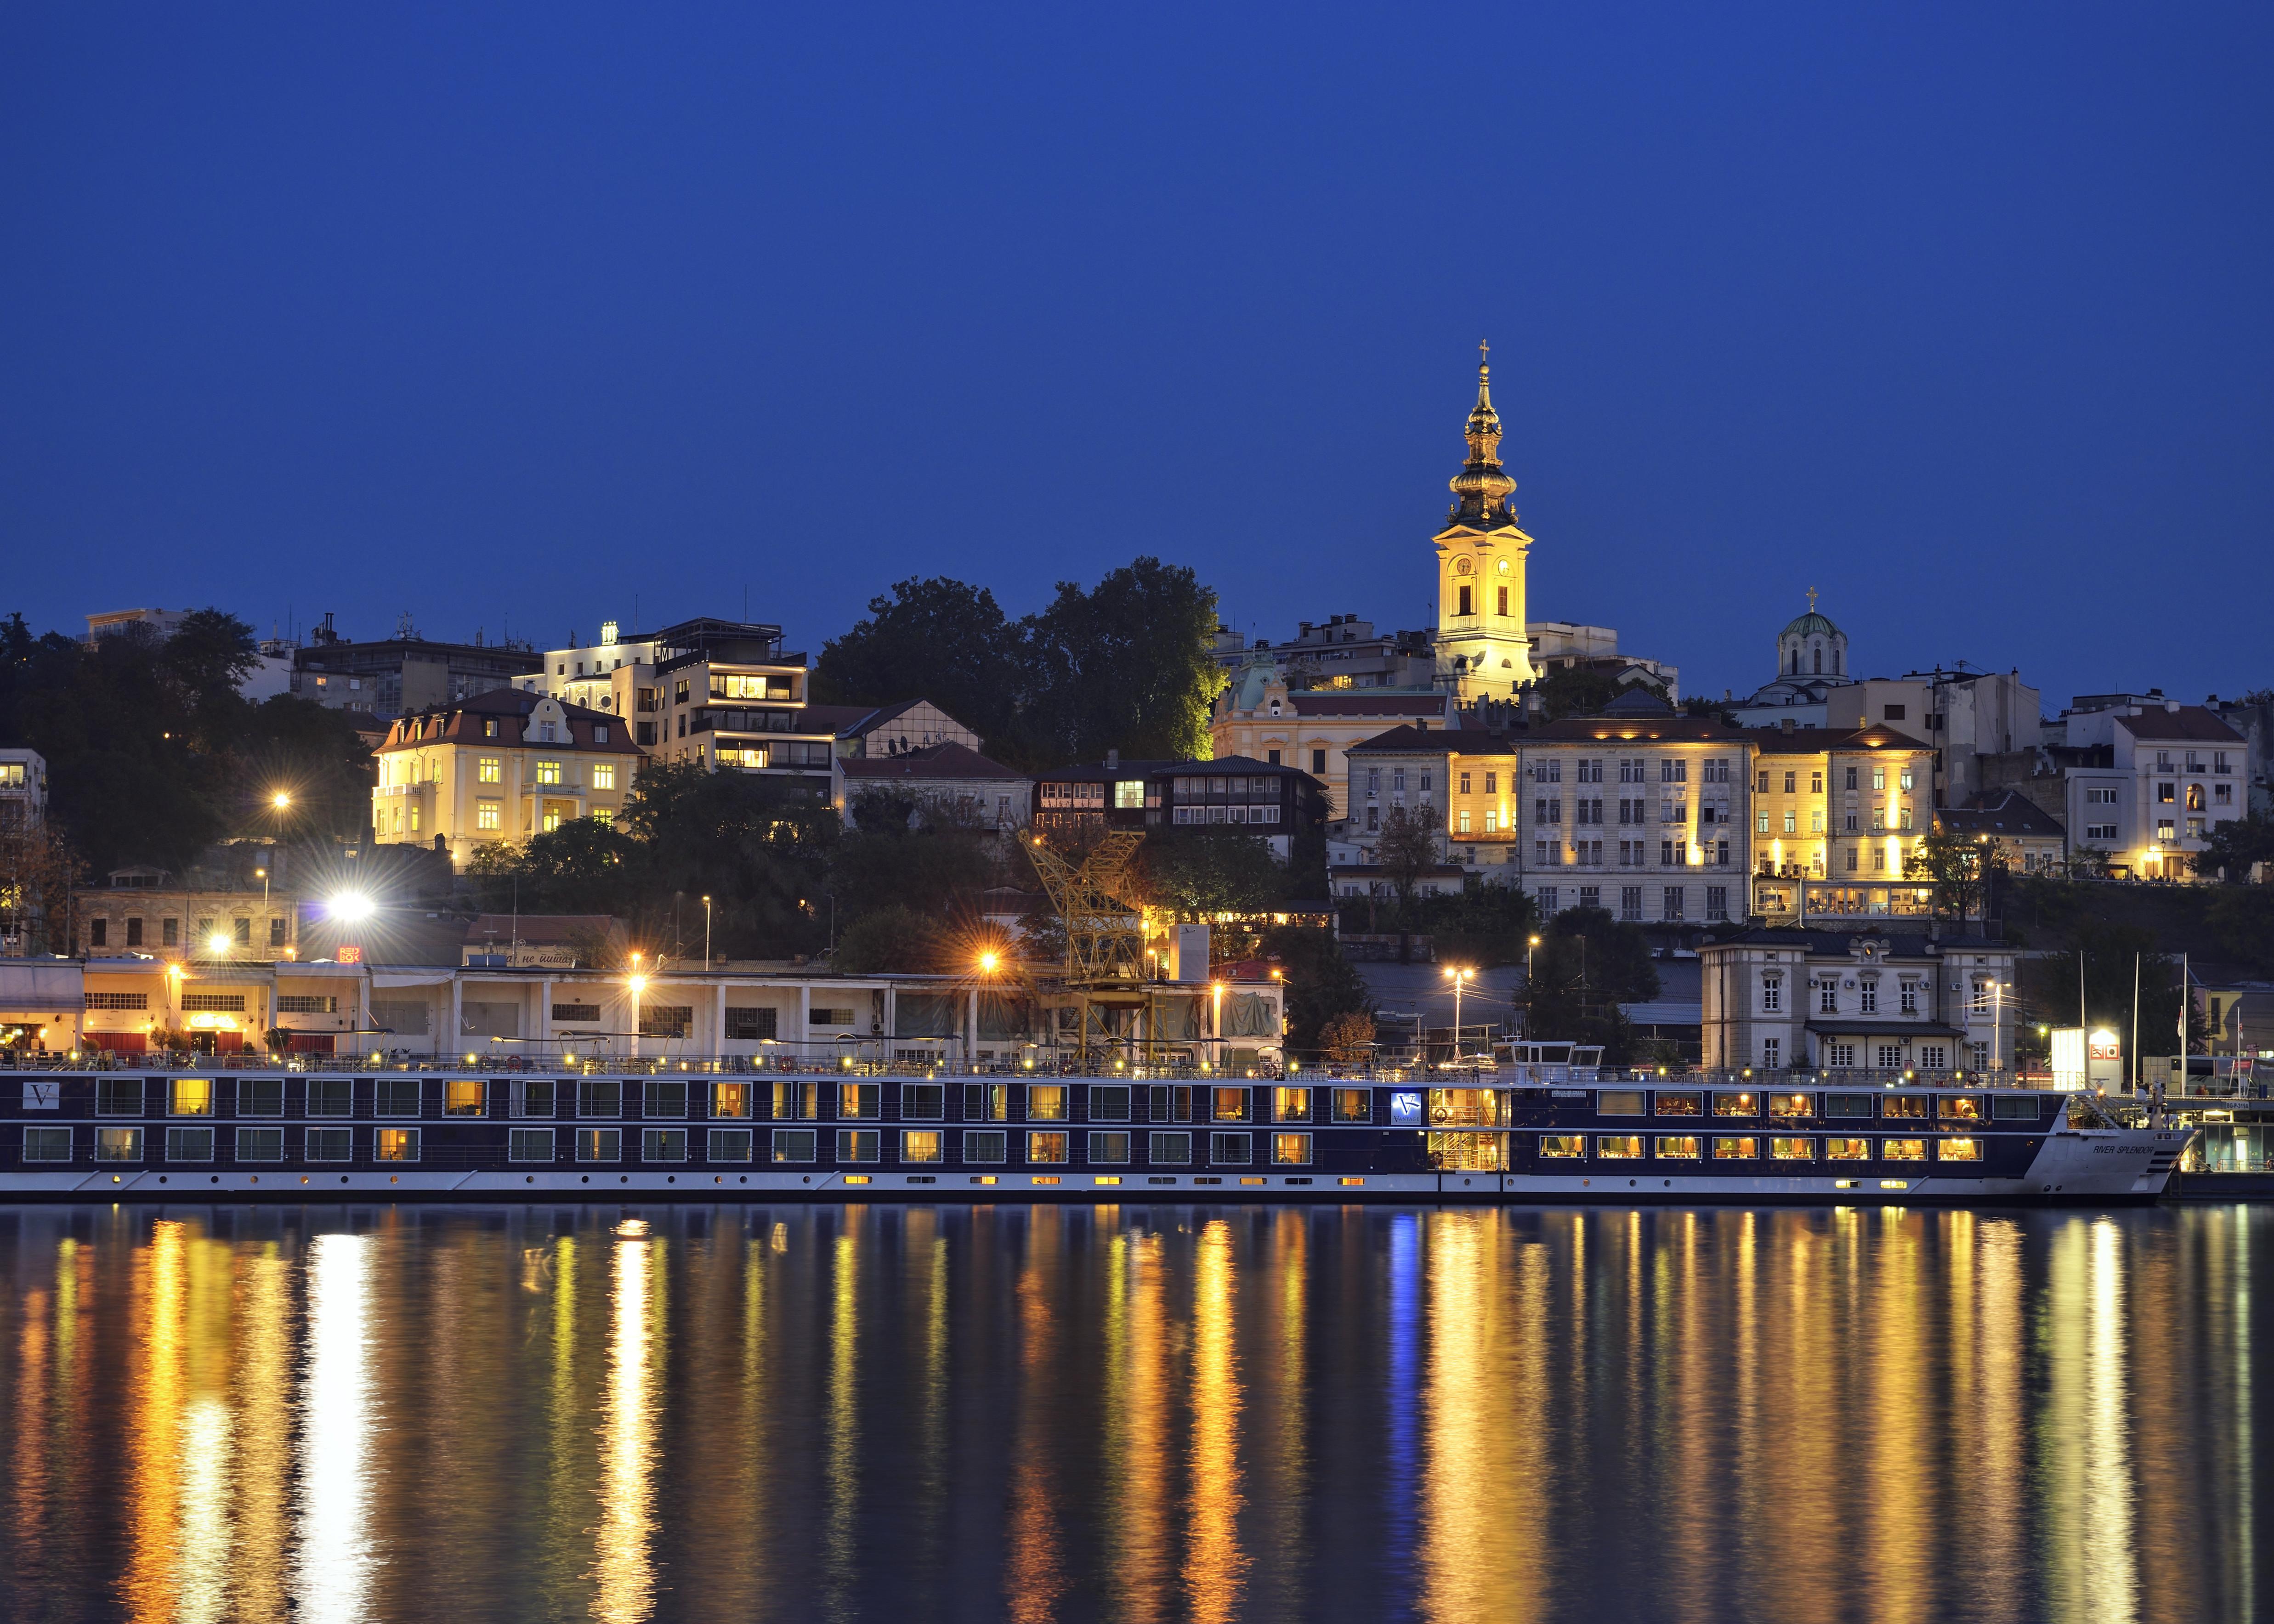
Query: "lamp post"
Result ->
[[1444, 966, 1476, 1063], [629, 963, 648, 1066], [702, 895, 712, 973]]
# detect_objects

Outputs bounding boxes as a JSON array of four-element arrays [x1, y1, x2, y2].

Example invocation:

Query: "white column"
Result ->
[[797, 983, 811, 1066], [714, 982, 727, 1060], [448, 977, 464, 1063], [539, 976, 552, 1063]]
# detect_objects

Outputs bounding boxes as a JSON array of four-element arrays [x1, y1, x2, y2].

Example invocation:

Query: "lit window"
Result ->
[[1025, 1131, 1068, 1164], [1936, 1138, 1981, 1162], [1270, 1133, 1312, 1165], [902, 1130, 943, 1164], [1883, 1138, 1928, 1161], [1769, 1137, 1815, 1161], [1712, 1137, 1758, 1160], [478, 757, 501, 783], [476, 801, 502, 831], [444, 1080, 484, 1116], [1827, 1138, 1869, 1161], [536, 760, 563, 785], [1655, 1136, 1701, 1159], [1596, 1136, 1644, 1159], [375, 1128, 421, 1163], [1539, 1135, 1585, 1159], [592, 763, 616, 790]]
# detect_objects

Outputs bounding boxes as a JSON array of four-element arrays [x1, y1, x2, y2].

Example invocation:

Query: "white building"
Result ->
[[834, 744, 1031, 832], [0, 747, 47, 830], [2062, 700, 2251, 880], [1700, 928, 2019, 1079], [1730, 597, 1856, 728], [1825, 667, 2041, 806]]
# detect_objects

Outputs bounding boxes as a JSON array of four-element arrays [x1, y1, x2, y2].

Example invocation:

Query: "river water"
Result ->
[[0, 1202, 2263, 1623]]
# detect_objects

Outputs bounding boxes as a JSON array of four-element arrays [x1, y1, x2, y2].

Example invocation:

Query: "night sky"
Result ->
[[4, 3, 2268, 710]]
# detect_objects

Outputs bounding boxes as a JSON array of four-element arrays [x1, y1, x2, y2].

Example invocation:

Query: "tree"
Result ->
[[1263, 923, 1373, 1058], [832, 904, 943, 974], [1373, 803, 1440, 961], [2206, 885, 2274, 977], [1515, 906, 1658, 1061], [1905, 826, 2007, 922], [1319, 1011, 1377, 1065], [1019, 557, 1225, 765], [1535, 666, 1667, 721], [812, 577, 1023, 747], [1417, 882, 1537, 968], [1139, 828, 1285, 919], [0, 816, 85, 956], [2194, 814, 2274, 881]]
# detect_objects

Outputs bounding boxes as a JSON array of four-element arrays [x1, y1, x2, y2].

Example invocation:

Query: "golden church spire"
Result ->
[[1449, 339, 1518, 524]]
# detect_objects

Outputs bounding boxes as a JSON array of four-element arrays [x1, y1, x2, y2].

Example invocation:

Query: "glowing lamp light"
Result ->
[[628, 974, 649, 995], [272, 792, 291, 809], [329, 893, 374, 923], [207, 932, 233, 954], [978, 951, 1000, 974]]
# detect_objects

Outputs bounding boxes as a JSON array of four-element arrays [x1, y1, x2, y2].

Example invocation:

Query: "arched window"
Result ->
[[1790, 647, 1800, 675], [1834, 649, 1843, 675], [1813, 646, 1821, 674]]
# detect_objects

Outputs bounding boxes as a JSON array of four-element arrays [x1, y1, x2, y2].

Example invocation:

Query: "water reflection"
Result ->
[[0, 1203, 2265, 1624], [295, 1231, 376, 1624]]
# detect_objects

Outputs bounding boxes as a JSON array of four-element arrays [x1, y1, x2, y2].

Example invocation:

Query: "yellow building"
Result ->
[[1433, 345, 1537, 701], [1747, 724, 1939, 923], [372, 689, 645, 869]]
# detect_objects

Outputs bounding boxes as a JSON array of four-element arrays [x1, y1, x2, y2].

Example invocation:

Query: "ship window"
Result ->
[[712, 1083, 753, 1120], [1990, 1095, 2040, 1120], [574, 1128, 618, 1163], [1882, 1138, 1928, 1161], [1768, 1092, 1813, 1119], [1939, 1095, 1984, 1120], [838, 1083, 881, 1120], [1936, 1138, 1982, 1162], [1212, 1087, 1249, 1123], [236, 1127, 284, 1162], [1148, 1131, 1191, 1165], [1713, 1093, 1757, 1117], [646, 1081, 688, 1119], [1088, 1085, 1131, 1122], [1883, 1095, 1929, 1119], [901, 1083, 945, 1120], [771, 1129, 817, 1163], [838, 1129, 881, 1163], [1270, 1132, 1313, 1166], [1273, 1086, 1311, 1122], [167, 1127, 215, 1163], [1655, 1136, 1701, 1159], [1769, 1137, 1815, 1160], [578, 1080, 622, 1118], [376, 1128, 421, 1163], [897, 1130, 941, 1163], [1539, 1135, 1585, 1159], [708, 1128, 753, 1163], [1026, 1085, 1067, 1122], [171, 1078, 213, 1117], [1026, 1131, 1069, 1164], [1208, 1132, 1250, 1165], [1088, 1131, 1130, 1164], [1333, 1089, 1371, 1123], [1598, 1090, 1646, 1116], [1596, 1135, 1644, 1159], [24, 1127, 73, 1163], [238, 1078, 284, 1117], [1825, 1093, 1875, 1119], [1653, 1092, 1701, 1115], [444, 1080, 485, 1116], [96, 1126, 145, 1162], [1712, 1137, 1758, 1160], [642, 1128, 687, 1163], [509, 1129, 554, 1163], [1826, 1138, 1870, 1161], [775, 1082, 822, 1120], [962, 1129, 1006, 1164]]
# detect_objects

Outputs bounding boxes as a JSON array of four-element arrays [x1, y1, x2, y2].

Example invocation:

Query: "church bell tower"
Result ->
[[1433, 343, 1535, 700]]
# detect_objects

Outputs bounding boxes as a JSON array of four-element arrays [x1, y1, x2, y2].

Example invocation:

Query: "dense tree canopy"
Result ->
[[0, 609, 374, 874], [813, 557, 1225, 769], [1515, 906, 1661, 1061]]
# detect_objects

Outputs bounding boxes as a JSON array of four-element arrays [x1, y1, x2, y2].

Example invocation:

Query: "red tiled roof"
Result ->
[[1747, 725, 1933, 754], [376, 688, 642, 755]]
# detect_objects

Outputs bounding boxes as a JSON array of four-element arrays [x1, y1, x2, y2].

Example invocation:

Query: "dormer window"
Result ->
[[484, 719, 499, 739]]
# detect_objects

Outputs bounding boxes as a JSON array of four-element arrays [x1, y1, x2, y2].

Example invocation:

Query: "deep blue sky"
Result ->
[[5, 3, 2269, 712]]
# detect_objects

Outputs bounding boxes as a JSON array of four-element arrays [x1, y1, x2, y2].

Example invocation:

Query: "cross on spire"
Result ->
[[1807, 585, 1818, 614]]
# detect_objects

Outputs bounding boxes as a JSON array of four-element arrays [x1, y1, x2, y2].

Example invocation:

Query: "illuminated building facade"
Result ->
[[2059, 700, 2251, 880], [1747, 725, 1939, 923], [1431, 346, 1537, 701], [372, 688, 643, 869]]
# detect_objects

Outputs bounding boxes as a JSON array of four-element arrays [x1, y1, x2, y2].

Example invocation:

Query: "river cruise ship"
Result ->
[[0, 1051, 2185, 1204], [0, 958, 2184, 1202]]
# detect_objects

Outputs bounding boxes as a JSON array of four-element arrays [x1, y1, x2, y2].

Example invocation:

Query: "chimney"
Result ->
[[1106, 749, 1119, 771]]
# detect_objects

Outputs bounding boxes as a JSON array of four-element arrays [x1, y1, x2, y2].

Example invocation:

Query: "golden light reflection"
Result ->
[[1007, 1208, 1069, 1622], [2041, 1218, 2139, 1624], [122, 1219, 184, 1623], [11, 1279, 51, 1582], [1423, 1211, 1537, 1624], [822, 1224, 860, 1615], [233, 1245, 292, 1622], [294, 1233, 377, 1624], [1864, 1207, 1929, 1623], [1105, 1227, 1170, 1623], [1185, 1219, 1246, 1624], [593, 1225, 659, 1623]]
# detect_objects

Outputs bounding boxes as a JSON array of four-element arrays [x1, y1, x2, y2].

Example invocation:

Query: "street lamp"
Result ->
[[702, 895, 712, 973], [207, 930, 233, 958], [1526, 934, 1542, 983], [1443, 965, 1476, 1062]]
